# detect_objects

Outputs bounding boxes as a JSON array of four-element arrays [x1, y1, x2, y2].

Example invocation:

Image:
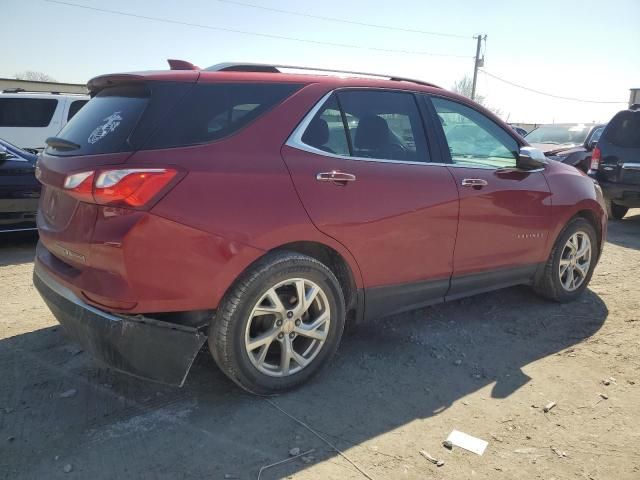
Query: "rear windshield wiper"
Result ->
[[45, 137, 81, 151]]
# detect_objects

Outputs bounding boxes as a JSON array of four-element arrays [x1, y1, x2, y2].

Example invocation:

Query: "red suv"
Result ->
[[33, 62, 606, 394]]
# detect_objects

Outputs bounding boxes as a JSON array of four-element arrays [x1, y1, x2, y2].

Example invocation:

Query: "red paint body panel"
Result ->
[[542, 161, 607, 254], [446, 167, 552, 275], [35, 68, 606, 318], [281, 147, 459, 287]]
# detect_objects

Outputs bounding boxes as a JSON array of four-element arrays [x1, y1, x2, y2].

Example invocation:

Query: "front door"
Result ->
[[282, 89, 459, 317], [428, 96, 551, 298]]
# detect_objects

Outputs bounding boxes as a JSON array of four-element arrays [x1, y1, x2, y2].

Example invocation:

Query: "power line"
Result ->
[[480, 70, 627, 104], [215, 0, 472, 39], [45, 0, 472, 58]]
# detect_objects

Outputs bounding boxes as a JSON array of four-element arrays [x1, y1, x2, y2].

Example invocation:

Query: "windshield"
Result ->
[[525, 124, 591, 145]]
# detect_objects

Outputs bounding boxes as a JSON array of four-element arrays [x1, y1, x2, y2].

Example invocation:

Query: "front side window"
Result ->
[[0, 98, 58, 127], [432, 97, 517, 168]]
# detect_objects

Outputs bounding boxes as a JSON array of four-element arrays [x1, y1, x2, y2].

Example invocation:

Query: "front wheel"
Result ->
[[209, 252, 345, 394], [534, 217, 598, 302], [606, 199, 628, 220]]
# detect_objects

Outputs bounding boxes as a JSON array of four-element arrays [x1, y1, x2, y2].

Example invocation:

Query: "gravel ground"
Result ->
[[1, 211, 639, 480]]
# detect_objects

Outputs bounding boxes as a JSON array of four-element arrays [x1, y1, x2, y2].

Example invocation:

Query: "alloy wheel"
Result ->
[[558, 231, 592, 292], [244, 278, 331, 377]]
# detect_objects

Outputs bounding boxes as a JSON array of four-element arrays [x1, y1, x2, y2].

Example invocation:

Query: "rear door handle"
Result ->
[[316, 171, 357, 184], [461, 178, 488, 188]]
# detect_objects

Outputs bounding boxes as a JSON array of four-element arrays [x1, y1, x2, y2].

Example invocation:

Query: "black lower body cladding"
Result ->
[[33, 261, 207, 386]]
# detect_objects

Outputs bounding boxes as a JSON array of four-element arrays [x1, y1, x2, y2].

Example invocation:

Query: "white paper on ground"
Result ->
[[446, 430, 488, 455]]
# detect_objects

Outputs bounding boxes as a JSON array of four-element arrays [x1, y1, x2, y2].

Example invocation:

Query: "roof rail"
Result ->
[[0, 88, 83, 95], [205, 62, 441, 88]]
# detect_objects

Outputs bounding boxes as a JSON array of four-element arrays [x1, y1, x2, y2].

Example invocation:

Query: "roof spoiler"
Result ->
[[167, 59, 200, 71]]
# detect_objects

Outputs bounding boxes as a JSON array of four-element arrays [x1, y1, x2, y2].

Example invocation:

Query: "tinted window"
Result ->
[[301, 94, 349, 155], [46, 85, 149, 156], [337, 90, 429, 162], [0, 98, 58, 127], [604, 111, 640, 148], [146, 83, 301, 149], [67, 100, 88, 121], [432, 97, 518, 168]]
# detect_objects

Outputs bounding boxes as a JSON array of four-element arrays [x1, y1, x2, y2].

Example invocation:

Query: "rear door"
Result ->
[[282, 89, 459, 317], [426, 95, 551, 298]]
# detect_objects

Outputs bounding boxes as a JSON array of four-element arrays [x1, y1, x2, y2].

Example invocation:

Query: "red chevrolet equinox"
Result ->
[[33, 61, 607, 394]]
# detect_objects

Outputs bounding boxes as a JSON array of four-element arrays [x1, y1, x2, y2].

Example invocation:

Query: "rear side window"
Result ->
[[46, 85, 149, 156], [338, 90, 429, 162], [146, 83, 302, 149], [67, 100, 88, 121], [604, 111, 640, 148], [301, 94, 350, 156], [0, 98, 58, 127]]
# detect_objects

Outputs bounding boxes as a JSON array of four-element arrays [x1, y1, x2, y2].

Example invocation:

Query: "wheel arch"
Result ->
[[269, 241, 361, 323]]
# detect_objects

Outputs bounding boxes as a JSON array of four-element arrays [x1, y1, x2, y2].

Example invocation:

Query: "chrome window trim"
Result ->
[[285, 89, 540, 173]]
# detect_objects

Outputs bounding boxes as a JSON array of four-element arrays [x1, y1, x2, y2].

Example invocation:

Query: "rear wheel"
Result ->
[[606, 199, 628, 220], [209, 252, 345, 394], [534, 217, 598, 302]]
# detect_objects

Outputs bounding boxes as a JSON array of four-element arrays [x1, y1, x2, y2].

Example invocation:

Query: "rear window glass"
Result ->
[[145, 83, 301, 149], [0, 98, 58, 127], [604, 111, 640, 148], [46, 85, 149, 156]]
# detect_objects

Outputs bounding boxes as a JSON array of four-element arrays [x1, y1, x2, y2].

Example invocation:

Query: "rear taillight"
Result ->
[[63, 168, 178, 208], [590, 146, 601, 171]]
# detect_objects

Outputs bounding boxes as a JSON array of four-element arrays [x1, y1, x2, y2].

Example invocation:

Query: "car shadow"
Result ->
[[0, 231, 38, 266], [605, 209, 640, 250], [1, 284, 608, 479]]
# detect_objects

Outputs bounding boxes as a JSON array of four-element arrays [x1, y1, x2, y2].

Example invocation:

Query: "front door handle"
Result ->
[[461, 178, 488, 188], [316, 171, 357, 185]]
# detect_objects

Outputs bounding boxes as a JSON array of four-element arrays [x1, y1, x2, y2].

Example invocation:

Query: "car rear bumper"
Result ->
[[33, 259, 207, 386], [597, 179, 640, 207]]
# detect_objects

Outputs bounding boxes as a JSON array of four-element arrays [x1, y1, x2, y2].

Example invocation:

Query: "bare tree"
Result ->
[[451, 75, 503, 117], [15, 71, 57, 82]]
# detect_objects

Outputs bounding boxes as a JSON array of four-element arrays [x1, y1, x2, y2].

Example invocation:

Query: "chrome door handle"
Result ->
[[461, 178, 488, 188], [316, 171, 357, 184]]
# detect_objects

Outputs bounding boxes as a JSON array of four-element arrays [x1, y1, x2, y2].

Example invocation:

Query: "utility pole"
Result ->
[[471, 34, 485, 101]]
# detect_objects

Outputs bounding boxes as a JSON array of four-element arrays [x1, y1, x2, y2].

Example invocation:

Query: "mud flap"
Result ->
[[33, 264, 207, 386]]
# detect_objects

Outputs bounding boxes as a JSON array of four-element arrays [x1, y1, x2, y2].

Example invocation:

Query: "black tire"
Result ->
[[209, 251, 345, 395], [534, 217, 598, 302], [606, 199, 628, 220]]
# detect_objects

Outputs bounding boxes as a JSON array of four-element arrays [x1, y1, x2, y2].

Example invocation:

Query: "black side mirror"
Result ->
[[517, 146, 547, 170], [0, 145, 7, 162]]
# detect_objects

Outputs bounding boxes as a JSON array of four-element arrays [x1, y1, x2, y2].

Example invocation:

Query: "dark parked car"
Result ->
[[526, 123, 605, 173], [589, 105, 640, 219], [0, 137, 40, 232], [34, 61, 606, 394]]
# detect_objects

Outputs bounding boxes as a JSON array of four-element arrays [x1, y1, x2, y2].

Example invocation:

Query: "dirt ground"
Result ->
[[1, 212, 639, 480]]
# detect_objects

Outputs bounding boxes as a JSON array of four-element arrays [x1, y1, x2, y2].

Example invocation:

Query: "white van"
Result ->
[[0, 90, 90, 150]]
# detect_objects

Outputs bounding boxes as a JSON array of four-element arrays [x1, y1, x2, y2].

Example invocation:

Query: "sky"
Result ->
[[4, 0, 639, 124]]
